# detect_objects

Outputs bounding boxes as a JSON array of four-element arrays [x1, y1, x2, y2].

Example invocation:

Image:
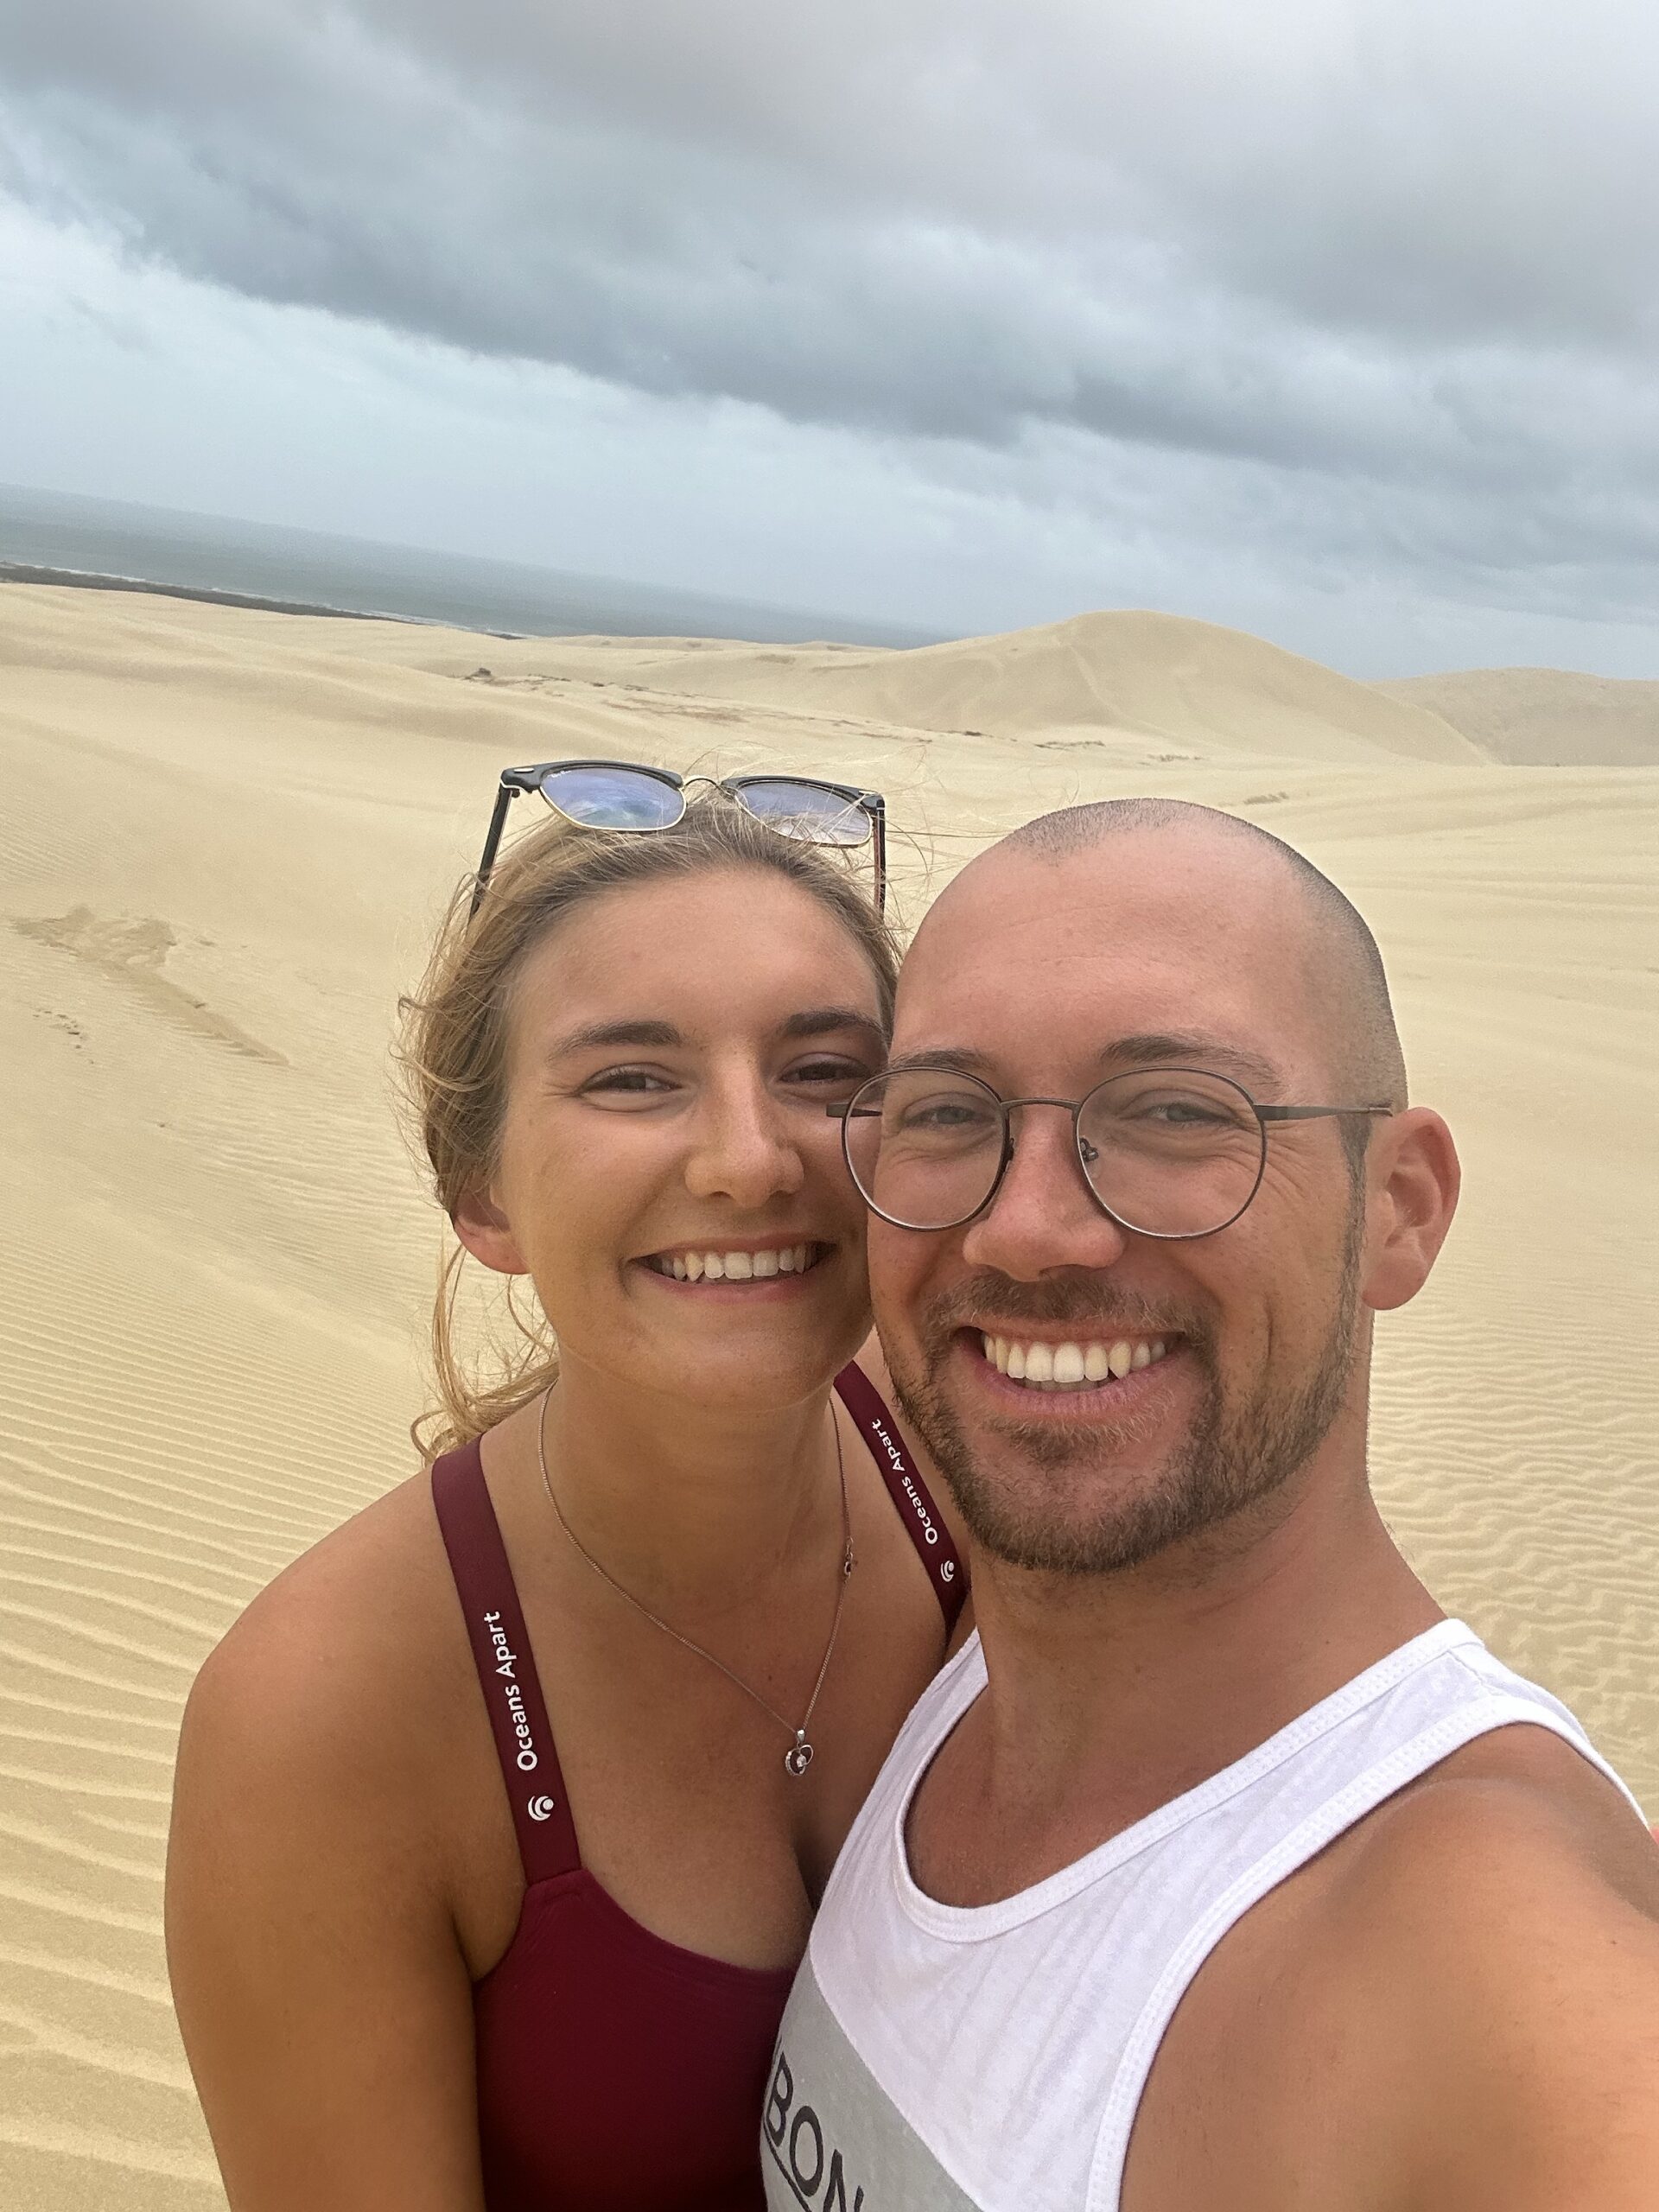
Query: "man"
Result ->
[[766, 799, 1658, 2212]]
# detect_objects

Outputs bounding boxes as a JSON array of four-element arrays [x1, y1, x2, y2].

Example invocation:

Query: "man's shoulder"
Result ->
[[1296, 1723, 1659, 2206], [1330, 1719, 1658, 1933]]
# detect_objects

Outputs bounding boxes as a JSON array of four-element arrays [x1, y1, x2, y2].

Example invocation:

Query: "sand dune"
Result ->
[[1379, 665, 1659, 767], [380, 608, 1488, 769], [2, 582, 1655, 2209]]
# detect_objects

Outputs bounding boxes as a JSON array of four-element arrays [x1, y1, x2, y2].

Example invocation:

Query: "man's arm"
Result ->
[[1347, 1745, 1659, 2212]]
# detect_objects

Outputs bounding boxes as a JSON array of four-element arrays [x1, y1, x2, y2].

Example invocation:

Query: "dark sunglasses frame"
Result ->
[[469, 760, 887, 918]]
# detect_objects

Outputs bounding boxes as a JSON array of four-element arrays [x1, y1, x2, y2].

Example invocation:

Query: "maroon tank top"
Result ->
[[431, 1363, 964, 2212]]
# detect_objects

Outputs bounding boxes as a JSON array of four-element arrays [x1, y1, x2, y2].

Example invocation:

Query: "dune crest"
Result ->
[[388, 607, 1485, 769]]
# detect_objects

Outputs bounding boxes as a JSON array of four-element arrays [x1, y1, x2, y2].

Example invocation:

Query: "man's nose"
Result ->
[[683, 1077, 806, 1207], [960, 1103, 1129, 1281]]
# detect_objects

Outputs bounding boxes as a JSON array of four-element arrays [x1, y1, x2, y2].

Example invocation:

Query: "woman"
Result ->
[[166, 781, 965, 2212]]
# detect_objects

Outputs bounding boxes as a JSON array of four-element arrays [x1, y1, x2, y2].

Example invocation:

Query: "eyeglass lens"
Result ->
[[731, 779, 871, 847], [538, 765, 685, 830], [842, 1067, 1266, 1236]]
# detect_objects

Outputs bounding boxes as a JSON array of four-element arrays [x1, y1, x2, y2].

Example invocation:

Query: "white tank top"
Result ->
[[763, 1619, 1644, 2212]]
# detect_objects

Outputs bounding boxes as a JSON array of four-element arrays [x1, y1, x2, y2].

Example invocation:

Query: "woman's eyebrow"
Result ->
[[551, 1018, 683, 1056], [548, 1008, 883, 1058], [778, 1007, 887, 1046]]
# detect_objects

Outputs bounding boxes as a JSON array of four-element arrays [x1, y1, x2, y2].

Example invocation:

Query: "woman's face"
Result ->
[[458, 865, 887, 1414]]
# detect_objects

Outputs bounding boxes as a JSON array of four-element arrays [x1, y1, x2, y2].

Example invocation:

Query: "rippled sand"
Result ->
[[2, 586, 1654, 2206]]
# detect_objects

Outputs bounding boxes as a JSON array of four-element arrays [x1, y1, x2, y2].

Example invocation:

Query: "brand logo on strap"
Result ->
[[941, 1559, 956, 1581], [526, 1794, 557, 1822], [482, 1608, 540, 1772]]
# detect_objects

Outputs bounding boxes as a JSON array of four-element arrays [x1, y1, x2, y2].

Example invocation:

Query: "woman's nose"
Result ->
[[682, 1078, 806, 1206]]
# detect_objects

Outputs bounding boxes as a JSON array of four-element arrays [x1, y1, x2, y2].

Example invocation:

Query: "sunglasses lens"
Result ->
[[734, 779, 870, 847], [538, 766, 683, 830]]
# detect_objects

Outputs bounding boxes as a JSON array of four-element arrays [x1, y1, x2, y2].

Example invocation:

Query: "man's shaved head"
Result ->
[[989, 798, 1407, 1157]]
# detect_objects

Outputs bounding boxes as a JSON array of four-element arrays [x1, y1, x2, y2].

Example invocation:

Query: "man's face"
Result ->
[[870, 834, 1375, 1577]]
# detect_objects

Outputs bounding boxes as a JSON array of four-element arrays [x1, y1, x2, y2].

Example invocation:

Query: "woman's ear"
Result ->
[[1360, 1107, 1461, 1313], [451, 1185, 529, 1277]]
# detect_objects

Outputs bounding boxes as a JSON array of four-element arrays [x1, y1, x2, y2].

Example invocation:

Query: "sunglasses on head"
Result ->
[[468, 760, 888, 919]]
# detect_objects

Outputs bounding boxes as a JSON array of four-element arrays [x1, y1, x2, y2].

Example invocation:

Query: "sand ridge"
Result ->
[[1, 581, 1655, 2209]]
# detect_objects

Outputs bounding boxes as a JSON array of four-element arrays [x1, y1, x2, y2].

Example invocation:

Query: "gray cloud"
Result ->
[[3, 0, 1657, 640]]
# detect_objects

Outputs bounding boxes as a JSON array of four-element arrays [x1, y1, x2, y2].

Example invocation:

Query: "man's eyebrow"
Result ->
[[882, 1037, 1283, 1091], [1103, 1033, 1281, 1091], [883, 1046, 1002, 1080]]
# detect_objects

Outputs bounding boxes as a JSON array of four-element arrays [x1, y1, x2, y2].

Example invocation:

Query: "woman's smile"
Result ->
[[639, 1237, 833, 1285]]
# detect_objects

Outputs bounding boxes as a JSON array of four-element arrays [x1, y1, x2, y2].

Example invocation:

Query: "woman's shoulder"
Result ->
[[181, 1459, 468, 1826]]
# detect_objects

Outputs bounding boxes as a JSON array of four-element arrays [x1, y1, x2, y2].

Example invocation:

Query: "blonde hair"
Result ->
[[398, 795, 899, 1463]]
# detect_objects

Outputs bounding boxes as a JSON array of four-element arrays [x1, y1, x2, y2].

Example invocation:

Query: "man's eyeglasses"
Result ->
[[469, 760, 887, 918], [830, 1065, 1393, 1238]]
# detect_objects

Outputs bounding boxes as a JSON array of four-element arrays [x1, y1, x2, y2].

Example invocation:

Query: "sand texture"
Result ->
[[3, 584, 1656, 2206]]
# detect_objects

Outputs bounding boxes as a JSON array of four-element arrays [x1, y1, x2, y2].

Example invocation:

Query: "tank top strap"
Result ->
[[431, 1440, 580, 1885], [835, 1363, 966, 1633]]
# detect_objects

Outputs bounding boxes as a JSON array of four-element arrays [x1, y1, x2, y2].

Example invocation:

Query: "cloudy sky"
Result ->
[[3, 0, 1656, 672]]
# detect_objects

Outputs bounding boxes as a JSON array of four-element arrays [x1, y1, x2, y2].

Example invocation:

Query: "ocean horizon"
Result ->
[[0, 483, 936, 648]]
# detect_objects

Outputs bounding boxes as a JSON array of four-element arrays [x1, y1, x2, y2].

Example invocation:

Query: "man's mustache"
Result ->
[[916, 1273, 1213, 1348]]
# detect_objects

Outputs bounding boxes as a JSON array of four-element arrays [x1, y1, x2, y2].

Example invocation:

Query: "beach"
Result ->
[[2, 581, 1655, 2209]]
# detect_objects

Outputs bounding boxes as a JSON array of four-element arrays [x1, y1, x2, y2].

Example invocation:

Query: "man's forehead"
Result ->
[[905, 836, 1306, 990]]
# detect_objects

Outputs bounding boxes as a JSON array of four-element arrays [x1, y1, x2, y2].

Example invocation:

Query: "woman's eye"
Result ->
[[581, 1066, 676, 1096], [787, 1058, 873, 1088]]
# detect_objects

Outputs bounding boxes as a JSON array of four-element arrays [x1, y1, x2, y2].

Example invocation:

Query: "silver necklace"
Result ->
[[537, 1390, 855, 1777]]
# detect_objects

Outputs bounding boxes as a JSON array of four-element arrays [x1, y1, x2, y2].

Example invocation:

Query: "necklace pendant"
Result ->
[[784, 1732, 814, 1778]]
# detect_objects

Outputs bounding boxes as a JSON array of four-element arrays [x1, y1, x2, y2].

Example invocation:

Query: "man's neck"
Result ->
[[915, 1447, 1444, 1904], [536, 1355, 842, 1622]]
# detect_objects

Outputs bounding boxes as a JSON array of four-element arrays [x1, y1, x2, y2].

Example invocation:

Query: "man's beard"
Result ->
[[885, 1222, 1364, 1579]]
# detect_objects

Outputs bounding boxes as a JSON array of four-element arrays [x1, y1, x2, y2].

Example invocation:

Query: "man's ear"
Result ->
[[451, 1185, 529, 1277], [1360, 1108, 1460, 1313]]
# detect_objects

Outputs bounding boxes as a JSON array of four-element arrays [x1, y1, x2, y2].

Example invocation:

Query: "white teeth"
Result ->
[[988, 1336, 1173, 1390], [655, 1244, 821, 1281]]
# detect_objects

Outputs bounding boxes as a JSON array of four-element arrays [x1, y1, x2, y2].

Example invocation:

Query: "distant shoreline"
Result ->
[[0, 560, 525, 636]]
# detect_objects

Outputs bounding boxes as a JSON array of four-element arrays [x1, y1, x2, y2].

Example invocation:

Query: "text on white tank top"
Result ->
[[804, 1618, 1646, 2212]]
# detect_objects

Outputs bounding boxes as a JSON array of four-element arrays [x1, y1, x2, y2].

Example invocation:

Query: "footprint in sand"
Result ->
[[11, 906, 288, 1065]]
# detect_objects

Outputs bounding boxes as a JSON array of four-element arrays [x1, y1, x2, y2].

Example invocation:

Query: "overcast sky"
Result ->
[[3, 0, 1656, 673]]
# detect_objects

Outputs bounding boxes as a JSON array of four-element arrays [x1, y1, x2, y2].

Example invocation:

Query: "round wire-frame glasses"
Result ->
[[830, 1064, 1393, 1239], [468, 759, 887, 918]]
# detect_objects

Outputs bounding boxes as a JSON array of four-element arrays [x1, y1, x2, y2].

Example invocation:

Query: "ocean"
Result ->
[[0, 483, 931, 647]]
